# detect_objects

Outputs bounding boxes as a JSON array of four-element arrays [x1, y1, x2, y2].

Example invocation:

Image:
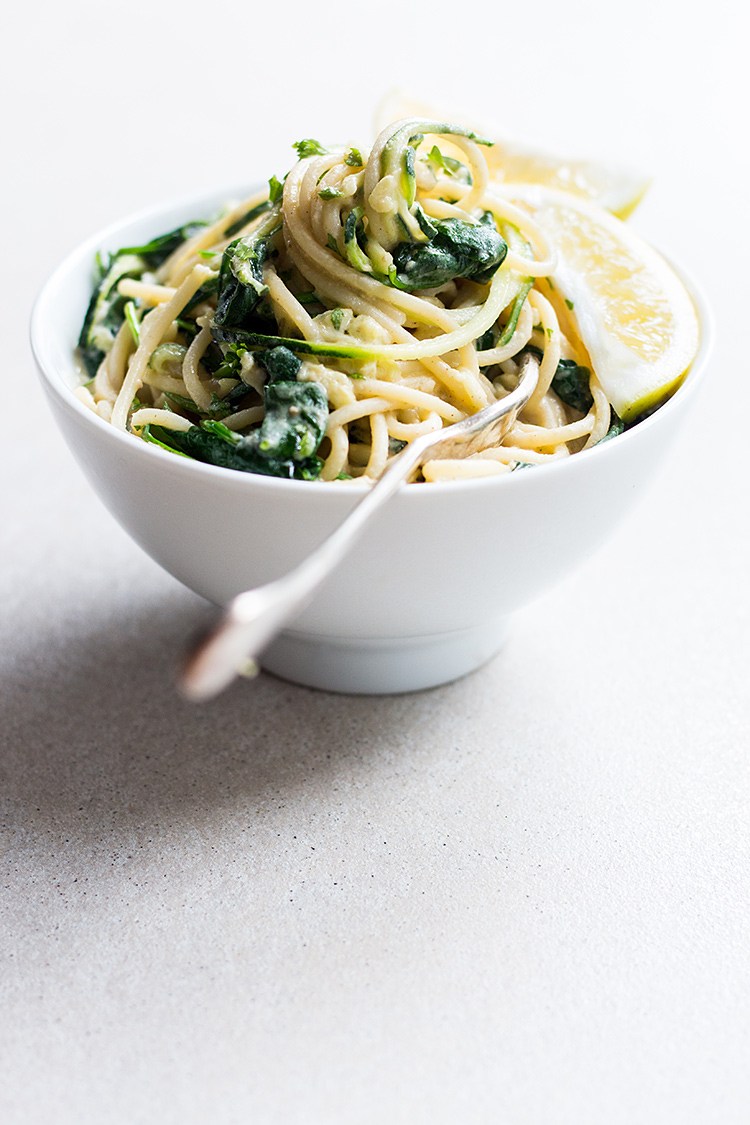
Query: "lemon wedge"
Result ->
[[373, 91, 650, 218], [507, 186, 700, 422]]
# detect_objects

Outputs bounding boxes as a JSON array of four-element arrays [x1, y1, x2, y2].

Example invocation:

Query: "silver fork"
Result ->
[[180, 353, 539, 700]]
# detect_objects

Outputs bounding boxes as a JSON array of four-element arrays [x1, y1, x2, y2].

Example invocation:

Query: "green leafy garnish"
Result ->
[[392, 214, 507, 290], [141, 424, 192, 457], [257, 346, 302, 382], [597, 411, 625, 443], [224, 199, 272, 239], [149, 381, 328, 479], [213, 208, 281, 329], [550, 357, 594, 414], [117, 222, 206, 269], [426, 145, 470, 182], [293, 138, 329, 159], [268, 175, 285, 203]]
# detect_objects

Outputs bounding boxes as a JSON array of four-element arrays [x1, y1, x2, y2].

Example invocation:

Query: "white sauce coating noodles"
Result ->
[[77, 119, 616, 482]]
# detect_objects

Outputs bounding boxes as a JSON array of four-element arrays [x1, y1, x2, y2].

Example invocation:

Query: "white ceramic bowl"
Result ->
[[31, 188, 713, 694]]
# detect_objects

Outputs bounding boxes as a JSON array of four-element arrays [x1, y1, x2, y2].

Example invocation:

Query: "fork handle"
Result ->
[[180, 358, 538, 701], [179, 436, 429, 701]]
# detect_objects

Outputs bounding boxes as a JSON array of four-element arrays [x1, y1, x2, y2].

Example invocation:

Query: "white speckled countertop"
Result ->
[[2, 3, 749, 1122]]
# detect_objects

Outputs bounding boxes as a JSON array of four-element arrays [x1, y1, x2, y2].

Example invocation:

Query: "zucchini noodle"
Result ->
[[76, 118, 620, 483]]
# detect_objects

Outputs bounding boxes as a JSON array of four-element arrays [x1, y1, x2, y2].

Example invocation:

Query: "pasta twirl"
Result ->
[[76, 120, 625, 483]]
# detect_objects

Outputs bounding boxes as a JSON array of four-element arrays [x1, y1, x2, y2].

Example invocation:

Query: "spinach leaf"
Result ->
[[182, 274, 219, 315], [223, 198, 271, 239], [118, 222, 205, 269], [597, 411, 625, 443], [257, 346, 302, 382], [551, 358, 594, 414], [211, 381, 254, 416], [213, 208, 281, 330], [256, 381, 327, 463], [392, 214, 507, 290], [148, 381, 328, 480]]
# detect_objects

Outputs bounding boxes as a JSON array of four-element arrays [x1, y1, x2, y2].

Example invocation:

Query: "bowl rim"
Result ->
[[30, 182, 715, 499]]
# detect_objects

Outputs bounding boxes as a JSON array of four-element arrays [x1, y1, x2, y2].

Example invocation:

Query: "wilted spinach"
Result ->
[[550, 358, 594, 414], [392, 214, 507, 290], [213, 208, 281, 330], [148, 380, 328, 480]]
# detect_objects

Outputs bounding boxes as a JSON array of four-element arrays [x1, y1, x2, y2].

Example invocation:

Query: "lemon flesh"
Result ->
[[508, 186, 700, 422]]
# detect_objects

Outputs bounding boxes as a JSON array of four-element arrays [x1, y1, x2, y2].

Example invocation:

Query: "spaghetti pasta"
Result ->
[[76, 119, 626, 483]]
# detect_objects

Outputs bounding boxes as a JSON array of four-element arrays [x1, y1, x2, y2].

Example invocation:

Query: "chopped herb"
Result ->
[[426, 145, 470, 182], [318, 186, 343, 200], [565, 298, 575, 310], [268, 174, 284, 203], [293, 138, 329, 159], [344, 147, 364, 167], [330, 308, 345, 331]]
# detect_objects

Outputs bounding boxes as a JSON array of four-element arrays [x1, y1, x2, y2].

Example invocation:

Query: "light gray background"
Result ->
[[2, 2, 748, 1122]]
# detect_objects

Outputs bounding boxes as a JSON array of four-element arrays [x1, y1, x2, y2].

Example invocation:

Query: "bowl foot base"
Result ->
[[261, 618, 511, 695]]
